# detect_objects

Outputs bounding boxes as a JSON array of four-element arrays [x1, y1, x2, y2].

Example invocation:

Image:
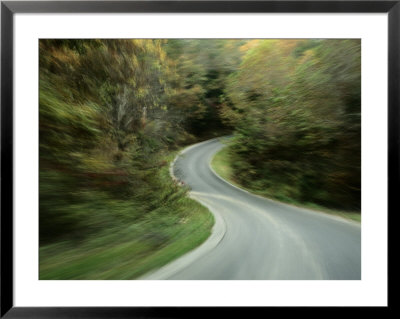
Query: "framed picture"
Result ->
[[1, 0, 394, 317]]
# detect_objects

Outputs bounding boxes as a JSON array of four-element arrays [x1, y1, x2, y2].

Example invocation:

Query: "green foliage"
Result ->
[[222, 39, 361, 210], [165, 39, 242, 136], [40, 160, 214, 279]]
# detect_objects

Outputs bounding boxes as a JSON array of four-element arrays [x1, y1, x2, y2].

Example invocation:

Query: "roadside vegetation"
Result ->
[[218, 40, 361, 216], [39, 39, 231, 279], [211, 142, 361, 222], [40, 151, 214, 279], [40, 39, 360, 279]]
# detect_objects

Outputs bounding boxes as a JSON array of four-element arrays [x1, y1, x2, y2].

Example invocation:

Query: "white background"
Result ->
[[14, 13, 388, 306]]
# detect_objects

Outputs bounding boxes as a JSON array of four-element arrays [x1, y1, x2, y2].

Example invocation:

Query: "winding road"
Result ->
[[144, 138, 361, 280]]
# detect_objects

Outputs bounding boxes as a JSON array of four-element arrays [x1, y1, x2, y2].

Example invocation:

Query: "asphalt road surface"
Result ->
[[147, 138, 361, 280]]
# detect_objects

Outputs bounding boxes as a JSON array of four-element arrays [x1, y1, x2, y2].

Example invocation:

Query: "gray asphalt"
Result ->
[[169, 138, 361, 280]]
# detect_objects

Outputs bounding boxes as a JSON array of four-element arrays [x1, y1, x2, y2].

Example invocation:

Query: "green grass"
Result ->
[[211, 141, 361, 223], [39, 151, 214, 280]]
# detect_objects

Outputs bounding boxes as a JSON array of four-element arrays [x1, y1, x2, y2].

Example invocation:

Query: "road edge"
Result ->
[[139, 138, 227, 280]]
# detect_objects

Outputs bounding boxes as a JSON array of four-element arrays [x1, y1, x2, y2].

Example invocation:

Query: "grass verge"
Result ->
[[39, 150, 214, 280], [211, 141, 361, 223]]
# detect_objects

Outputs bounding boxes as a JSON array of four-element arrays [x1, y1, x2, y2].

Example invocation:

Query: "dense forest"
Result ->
[[39, 39, 360, 279]]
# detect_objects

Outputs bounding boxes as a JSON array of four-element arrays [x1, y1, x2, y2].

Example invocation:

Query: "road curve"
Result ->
[[148, 138, 361, 280]]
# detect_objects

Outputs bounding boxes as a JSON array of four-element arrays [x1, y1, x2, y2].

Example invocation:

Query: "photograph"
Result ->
[[39, 38, 361, 280]]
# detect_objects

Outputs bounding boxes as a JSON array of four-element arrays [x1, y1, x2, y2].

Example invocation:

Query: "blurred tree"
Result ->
[[223, 39, 361, 209], [39, 39, 186, 242], [165, 39, 244, 136]]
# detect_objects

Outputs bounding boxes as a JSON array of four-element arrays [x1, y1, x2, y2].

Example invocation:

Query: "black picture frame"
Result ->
[[1, 0, 395, 317]]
